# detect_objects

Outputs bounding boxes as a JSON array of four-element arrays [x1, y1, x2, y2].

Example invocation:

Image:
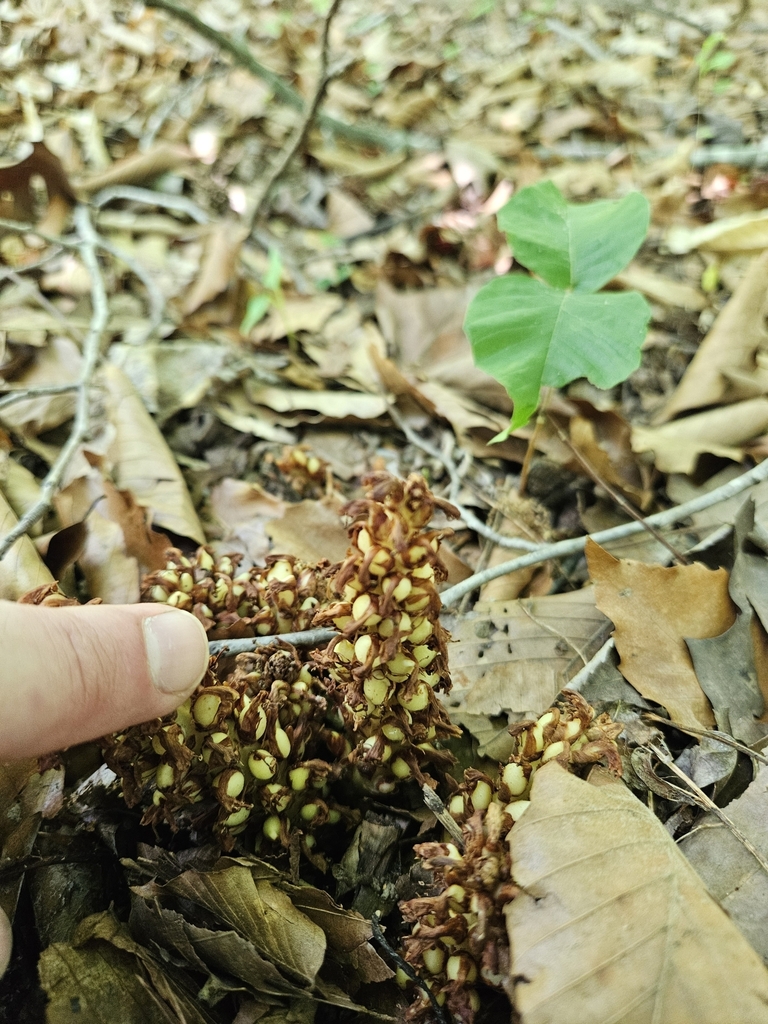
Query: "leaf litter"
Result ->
[[4, 0, 768, 1021]]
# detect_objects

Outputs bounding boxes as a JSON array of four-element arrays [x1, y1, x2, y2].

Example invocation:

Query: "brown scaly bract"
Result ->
[[400, 691, 623, 1024], [313, 472, 462, 791], [102, 472, 463, 851]]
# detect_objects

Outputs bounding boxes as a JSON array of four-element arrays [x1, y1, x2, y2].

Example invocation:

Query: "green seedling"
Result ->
[[240, 246, 284, 335], [464, 180, 651, 439]]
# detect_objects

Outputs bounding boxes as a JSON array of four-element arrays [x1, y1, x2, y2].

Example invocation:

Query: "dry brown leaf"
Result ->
[[507, 764, 768, 1024], [632, 397, 768, 474], [101, 364, 205, 544], [0, 336, 80, 436], [181, 219, 249, 316], [570, 411, 652, 509], [77, 141, 193, 192], [680, 763, 768, 959], [446, 588, 607, 715], [249, 295, 343, 343], [586, 539, 734, 729], [208, 478, 285, 564], [658, 250, 768, 421], [0, 486, 54, 600], [326, 188, 375, 238], [265, 500, 349, 565]]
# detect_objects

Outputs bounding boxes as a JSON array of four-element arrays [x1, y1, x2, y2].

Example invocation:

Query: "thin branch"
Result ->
[[208, 627, 338, 657], [144, 0, 435, 153], [0, 206, 107, 562], [650, 742, 768, 878], [0, 383, 80, 413], [546, 413, 688, 566], [421, 783, 465, 849], [0, 217, 80, 250], [371, 913, 450, 1024], [644, 713, 768, 768], [4, 268, 84, 343], [92, 185, 210, 224], [95, 236, 167, 342], [250, 0, 343, 226], [388, 405, 541, 553], [439, 458, 768, 608]]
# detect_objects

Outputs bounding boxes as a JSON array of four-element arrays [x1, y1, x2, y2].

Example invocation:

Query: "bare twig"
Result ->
[[0, 383, 80, 413], [143, 0, 435, 153], [95, 235, 167, 341], [250, 0, 343, 225], [388, 405, 540, 553], [4, 268, 84, 343], [439, 458, 768, 608], [0, 217, 80, 250], [92, 185, 210, 224], [544, 17, 607, 60], [0, 206, 107, 562], [650, 742, 768, 878], [421, 783, 465, 849], [208, 627, 338, 657], [371, 913, 450, 1024], [644, 713, 768, 768], [546, 413, 689, 566]]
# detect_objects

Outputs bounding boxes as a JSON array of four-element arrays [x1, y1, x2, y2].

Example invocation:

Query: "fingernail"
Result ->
[[143, 610, 209, 696]]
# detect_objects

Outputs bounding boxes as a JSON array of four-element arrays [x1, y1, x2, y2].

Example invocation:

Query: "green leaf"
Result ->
[[262, 247, 284, 292], [465, 274, 651, 434], [240, 293, 271, 334], [497, 181, 650, 292]]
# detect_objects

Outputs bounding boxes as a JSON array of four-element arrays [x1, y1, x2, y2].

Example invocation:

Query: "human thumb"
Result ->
[[0, 601, 209, 759]]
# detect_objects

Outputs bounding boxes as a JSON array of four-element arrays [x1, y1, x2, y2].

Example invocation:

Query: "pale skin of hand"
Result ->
[[0, 600, 210, 978]]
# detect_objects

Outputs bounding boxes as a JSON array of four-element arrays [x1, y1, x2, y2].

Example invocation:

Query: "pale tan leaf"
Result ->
[[0, 486, 54, 599], [445, 588, 607, 715], [586, 539, 733, 729], [265, 500, 350, 565], [0, 337, 80, 436], [507, 765, 768, 1024], [680, 764, 768, 959], [613, 262, 707, 311], [666, 212, 768, 254], [249, 295, 344, 343], [657, 250, 768, 421], [247, 384, 388, 422], [181, 219, 249, 316], [77, 142, 192, 192], [101, 364, 205, 544], [632, 397, 768, 474]]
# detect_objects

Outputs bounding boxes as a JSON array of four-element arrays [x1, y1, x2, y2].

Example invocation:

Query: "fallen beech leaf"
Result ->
[[507, 765, 768, 1024], [209, 477, 285, 563], [39, 911, 220, 1024], [249, 294, 344, 342], [587, 539, 733, 729], [0, 336, 80, 436], [101, 364, 205, 544], [632, 397, 768, 474], [445, 587, 607, 715], [163, 867, 326, 988], [658, 250, 768, 421], [77, 141, 192, 192]]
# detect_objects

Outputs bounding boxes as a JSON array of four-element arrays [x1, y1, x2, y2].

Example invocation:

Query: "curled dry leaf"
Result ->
[[587, 538, 734, 730], [666, 209, 768, 254], [507, 765, 768, 1024], [632, 397, 768, 475], [658, 249, 768, 422], [76, 141, 193, 193], [181, 219, 249, 316], [101, 363, 205, 544]]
